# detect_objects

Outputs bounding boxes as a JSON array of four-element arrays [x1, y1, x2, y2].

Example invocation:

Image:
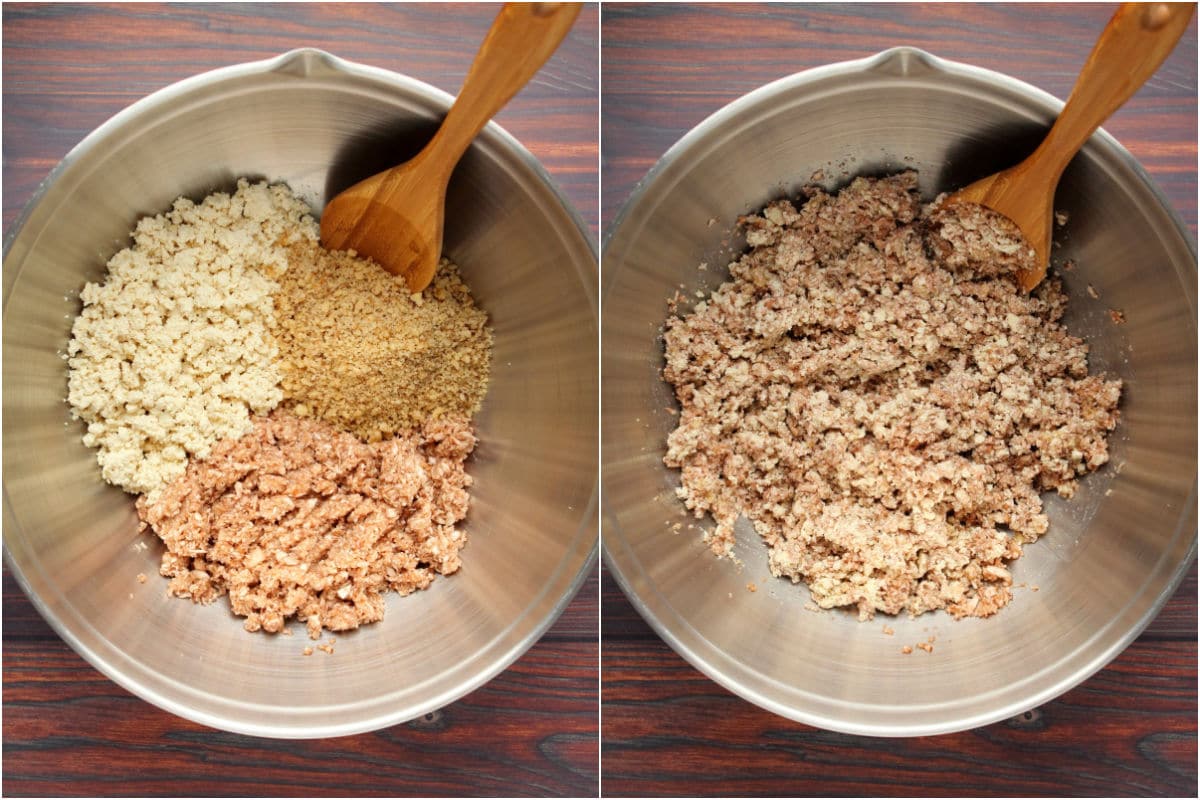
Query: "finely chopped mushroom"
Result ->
[[662, 172, 1120, 621], [67, 179, 494, 639]]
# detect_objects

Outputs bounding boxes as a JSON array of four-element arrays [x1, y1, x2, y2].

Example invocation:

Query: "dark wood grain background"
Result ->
[[2, 3, 598, 797], [601, 3, 1197, 797]]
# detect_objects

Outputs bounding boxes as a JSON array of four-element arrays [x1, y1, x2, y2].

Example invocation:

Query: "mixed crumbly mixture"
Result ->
[[273, 244, 492, 441], [68, 180, 493, 640], [663, 172, 1121, 620], [138, 411, 474, 639], [66, 180, 316, 501]]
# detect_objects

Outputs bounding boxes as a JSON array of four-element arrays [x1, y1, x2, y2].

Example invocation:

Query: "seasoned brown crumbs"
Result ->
[[1109, 308, 1126, 325], [901, 645, 914, 654], [273, 245, 491, 442]]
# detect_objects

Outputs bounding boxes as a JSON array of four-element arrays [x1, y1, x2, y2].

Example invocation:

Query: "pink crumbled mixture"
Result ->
[[663, 172, 1121, 621], [137, 410, 475, 639]]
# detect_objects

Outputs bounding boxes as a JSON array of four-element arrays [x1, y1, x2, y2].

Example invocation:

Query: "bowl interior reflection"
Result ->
[[3, 49, 598, 738], [601, 47, 1196, 736]]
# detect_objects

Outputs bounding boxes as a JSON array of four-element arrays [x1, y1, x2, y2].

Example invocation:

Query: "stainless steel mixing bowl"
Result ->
[[601, 47, 1196, 736], [3, 48, 597, 738]]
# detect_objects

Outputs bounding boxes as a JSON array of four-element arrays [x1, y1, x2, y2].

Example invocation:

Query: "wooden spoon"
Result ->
[[947, 2, 1194, 292], [320, 2, 582, 292]]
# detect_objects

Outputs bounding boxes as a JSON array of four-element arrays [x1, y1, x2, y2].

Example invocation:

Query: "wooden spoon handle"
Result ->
[[424, 2, 582, 170], [1028, 2, 1194, 179]]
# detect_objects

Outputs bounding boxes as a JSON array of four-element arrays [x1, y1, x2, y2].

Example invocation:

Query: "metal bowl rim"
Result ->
[[600, 45, 1198, 737], [3, 47, 599, 739]]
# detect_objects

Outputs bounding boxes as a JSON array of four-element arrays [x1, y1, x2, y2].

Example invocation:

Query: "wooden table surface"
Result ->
[[2, 4, 598, 797], [601, 3, 1197, 797]]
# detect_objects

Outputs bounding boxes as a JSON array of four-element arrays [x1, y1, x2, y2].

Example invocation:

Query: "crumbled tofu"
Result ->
[[66, 180, 316, 502]]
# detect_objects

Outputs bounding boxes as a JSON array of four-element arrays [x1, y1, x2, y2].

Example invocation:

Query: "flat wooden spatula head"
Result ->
[[320, 166, 444, 293], [318, 2, 582, 294], [946, 2, 1193, 293]]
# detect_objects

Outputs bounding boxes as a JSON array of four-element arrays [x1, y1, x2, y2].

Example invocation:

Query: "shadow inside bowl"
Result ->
[[323, 117, 443, 205]]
